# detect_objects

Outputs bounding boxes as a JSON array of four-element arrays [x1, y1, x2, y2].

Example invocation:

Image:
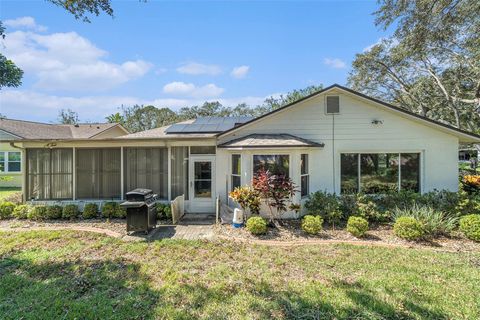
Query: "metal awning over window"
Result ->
[[217, 134, 324, 149]]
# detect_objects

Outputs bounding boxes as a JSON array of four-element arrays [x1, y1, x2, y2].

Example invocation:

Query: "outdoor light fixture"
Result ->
[[371, 119, 384, 125]]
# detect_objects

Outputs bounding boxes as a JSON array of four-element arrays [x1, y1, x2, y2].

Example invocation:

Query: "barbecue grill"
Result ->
[[120, 188, 158, 234]]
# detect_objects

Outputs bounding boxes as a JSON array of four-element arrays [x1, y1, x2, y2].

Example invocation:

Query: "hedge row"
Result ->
[[0, 202, 126, 221]]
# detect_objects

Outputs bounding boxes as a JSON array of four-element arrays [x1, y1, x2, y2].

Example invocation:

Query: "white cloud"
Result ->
[[176, 62, 222, 75], [323, 58, 347, 69], [230, 65, 250, 79], [3, 16, 47, 32], [163, 81, 224, 98], [2, 29, 152, 91]]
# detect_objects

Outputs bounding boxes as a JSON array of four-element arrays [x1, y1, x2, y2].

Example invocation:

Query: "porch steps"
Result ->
[[180, 213, 216, 225]]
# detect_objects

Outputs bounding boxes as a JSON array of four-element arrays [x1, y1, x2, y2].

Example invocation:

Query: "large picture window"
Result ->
[[253, 155, 289, 177], [124, 148, 168, 199], [341, 153, 420, 194], [231, 154, 241, 191], [76, 148, 121, 199], [27, 148, 73, 200]]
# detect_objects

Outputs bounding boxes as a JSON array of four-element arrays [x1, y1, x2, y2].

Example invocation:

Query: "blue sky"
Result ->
[[0, 0, 391, 122]]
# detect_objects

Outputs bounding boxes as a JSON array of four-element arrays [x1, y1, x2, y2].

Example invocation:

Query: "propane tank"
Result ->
[[232, 208, 244, 228]]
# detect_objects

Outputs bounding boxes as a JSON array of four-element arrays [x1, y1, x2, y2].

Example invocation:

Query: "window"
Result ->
[[76, 148, 121, 199], [27, 148, 73, 200], [0, 151, 21, 173], [124, 148, 168, 199], [341, 153, 420, 194], [253, 155, 289, 177], [301, 154, 309, 197], [190, 146, 216, 154], [231, 154, 241, 191]]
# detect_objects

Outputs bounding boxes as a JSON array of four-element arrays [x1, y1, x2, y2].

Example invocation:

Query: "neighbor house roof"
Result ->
[[217, 84, 480, 142], [0, 118, 127, 140], [217, 133, 324, 148]]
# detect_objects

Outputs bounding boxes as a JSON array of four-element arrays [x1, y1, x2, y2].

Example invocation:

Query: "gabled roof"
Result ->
[[0, 118, 128, 141], [217, 133, 324, 148], [217, 84, 480, 142]]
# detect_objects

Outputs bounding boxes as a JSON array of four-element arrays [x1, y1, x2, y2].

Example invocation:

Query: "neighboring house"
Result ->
[[1, 84, 479, 218]]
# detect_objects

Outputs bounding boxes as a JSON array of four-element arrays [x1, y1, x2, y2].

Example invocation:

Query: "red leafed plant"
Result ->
[[252, 169, 298, 225]]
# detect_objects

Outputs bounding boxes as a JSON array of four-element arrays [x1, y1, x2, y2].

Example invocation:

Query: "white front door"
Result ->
[[189, 155, 216, 213]]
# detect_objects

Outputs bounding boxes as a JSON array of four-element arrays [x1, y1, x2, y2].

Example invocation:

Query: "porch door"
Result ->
[[189, 155, 215, 213]]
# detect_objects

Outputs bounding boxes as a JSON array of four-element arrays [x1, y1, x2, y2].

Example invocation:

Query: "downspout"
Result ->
[[9, 142, 26, 203], [332, 113, 336, 194]]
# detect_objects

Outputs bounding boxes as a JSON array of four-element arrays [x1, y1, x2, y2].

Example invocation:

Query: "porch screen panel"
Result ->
[[76, 148, 121, 199], [27, 148, 72, 200], [125, 147, 168, 199], [171, 146, 189, 200]]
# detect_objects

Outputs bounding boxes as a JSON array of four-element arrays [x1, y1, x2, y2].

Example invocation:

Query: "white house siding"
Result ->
[[217, 89, 462, 214]]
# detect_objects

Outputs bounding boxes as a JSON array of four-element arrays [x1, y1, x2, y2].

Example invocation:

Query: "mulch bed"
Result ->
[[215, 220, 480, 252]]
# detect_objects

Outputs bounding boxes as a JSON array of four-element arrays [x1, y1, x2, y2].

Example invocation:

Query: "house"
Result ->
[[1, 84, 479, 217]]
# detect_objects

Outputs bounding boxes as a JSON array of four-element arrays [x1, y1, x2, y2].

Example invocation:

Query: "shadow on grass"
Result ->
[[0, 255, 450, 319]]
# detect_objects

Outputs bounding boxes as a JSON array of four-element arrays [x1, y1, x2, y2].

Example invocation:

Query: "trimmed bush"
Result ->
[[392, 205, 457, 237], [102, 202, 125, 219], [82, 203, 98, 219], [164, 205, 172, 219], [459, 214, 480, 242], [62, 204, 79, 220], [46, 205, 63, 219], [0, 201, 16, 219], [304, 191, 342, 226], [301, 215, 323, 235], [27, 205, 48, 221], [393, 216, 425, 241], [347, 216, 369, 238], [12, 204, 32, 219], [245, 216, 267, 235], [156, 203, 170, 219]]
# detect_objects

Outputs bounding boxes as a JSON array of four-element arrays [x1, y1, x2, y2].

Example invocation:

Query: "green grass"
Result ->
[[0, 187, 21, 201], [1, 231, 479, 319]]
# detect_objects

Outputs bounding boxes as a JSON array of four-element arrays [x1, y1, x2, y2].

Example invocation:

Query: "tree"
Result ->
[[58, 109, 79, 124], [348, 0, 480, 133], [0, 21, 23, 89], [46, 0, 115, 22], [119, 105, 178, 133], [105, 112, 125, 125]]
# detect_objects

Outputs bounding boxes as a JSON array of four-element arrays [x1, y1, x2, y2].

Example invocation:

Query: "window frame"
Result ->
[[230, 154, 242, 192], [340, 151, 422, 194], [300, 153, 309, 197], [252, 153, 291, 178], [0, 151, 22, 173]]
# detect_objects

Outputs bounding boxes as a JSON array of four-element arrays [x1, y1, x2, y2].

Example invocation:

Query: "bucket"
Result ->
[[232, 208, 244, 228]]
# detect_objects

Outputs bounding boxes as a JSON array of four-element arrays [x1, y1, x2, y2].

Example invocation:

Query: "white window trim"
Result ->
[[300, 153, 309, 198], [230, 154, 242, 192], [0, 151, 22, 173]]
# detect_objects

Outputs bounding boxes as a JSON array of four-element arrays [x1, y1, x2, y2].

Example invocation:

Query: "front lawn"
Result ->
[[0, 231, 479, 319]]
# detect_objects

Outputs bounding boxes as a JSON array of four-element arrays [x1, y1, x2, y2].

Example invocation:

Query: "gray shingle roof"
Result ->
[[0, 118, 122, 140], [217, 134, 324, 148], [116, 125, 217, 140]]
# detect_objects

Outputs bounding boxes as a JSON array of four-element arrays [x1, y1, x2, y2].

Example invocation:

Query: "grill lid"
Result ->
[[125, 188, 153, 202]]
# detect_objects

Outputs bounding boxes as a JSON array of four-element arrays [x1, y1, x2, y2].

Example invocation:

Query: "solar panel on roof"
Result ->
[[165, 116, 256, 134]]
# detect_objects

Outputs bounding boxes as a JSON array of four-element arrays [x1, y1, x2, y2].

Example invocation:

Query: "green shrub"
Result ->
[[459, 214, 480, 242], [156, 203, 170, 219], [46, 205, 63, 219], [62, 204, 79, 220], [392, 204, 457, 236], [164, 205, 172, 219], [245, 216, 267, 235], [12, 204, 32, 219], [82, 203, 98, 219], [305, 191, 342, 226], [102, 202, 125, 219], [27, 206, 48, 221], [347, 216, 369, 238], [0, 201, 16, 219], [301, 215, 323, 235], [393, 216, 425, 241]]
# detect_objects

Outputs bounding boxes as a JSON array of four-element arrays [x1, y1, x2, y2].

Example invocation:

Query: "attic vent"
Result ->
[[326, 96, 340, 114]]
